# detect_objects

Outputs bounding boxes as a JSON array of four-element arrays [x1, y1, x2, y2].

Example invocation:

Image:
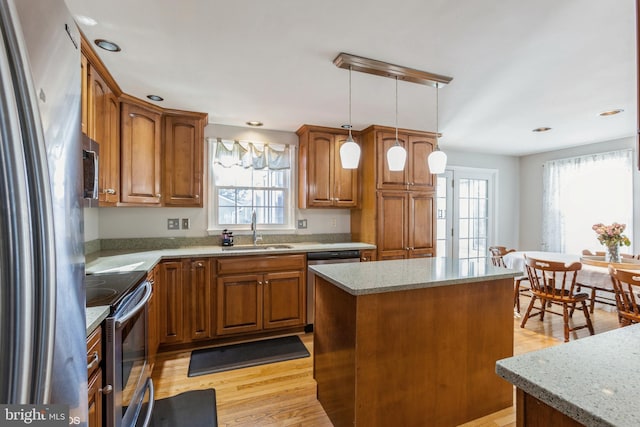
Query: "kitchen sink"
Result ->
[[222, 244, 294, 251]]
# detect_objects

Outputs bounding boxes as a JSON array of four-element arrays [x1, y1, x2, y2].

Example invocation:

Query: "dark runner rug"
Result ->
[[149, 389, 217, 427], [188, 335, 310, 377]]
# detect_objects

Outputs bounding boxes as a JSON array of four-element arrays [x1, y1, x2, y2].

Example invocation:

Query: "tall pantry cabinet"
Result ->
[[351, 125, 437, 260]]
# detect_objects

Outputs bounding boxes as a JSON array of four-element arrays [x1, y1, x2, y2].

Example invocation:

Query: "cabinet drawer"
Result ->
[[217, 254, 306, 275], [86, 326, 102, 379]]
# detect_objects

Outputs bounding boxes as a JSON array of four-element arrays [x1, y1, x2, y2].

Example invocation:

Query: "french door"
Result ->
[[436, 168, 496, 266]]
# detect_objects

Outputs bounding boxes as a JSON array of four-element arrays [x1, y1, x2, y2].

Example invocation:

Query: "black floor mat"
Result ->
[[149, 389, 217, 427], [188, 335, 310, 377]]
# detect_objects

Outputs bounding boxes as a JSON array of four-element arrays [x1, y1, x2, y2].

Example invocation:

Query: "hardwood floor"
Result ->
[[151, 298, 621, 427]]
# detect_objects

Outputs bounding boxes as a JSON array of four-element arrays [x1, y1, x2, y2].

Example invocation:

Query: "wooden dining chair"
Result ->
[[488, 246, 529, 314], [608, 266, 640, 326], [520, 256, 594, 342]]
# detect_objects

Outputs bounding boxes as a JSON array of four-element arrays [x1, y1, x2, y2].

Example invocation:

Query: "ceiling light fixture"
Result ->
[[427, 85, 447, 174], [246, 121, 263, 127], [339, 66, 361, 169], [94, 39, 121, 52], [147, 95, 163, 102], [532, 127, 552, 132], [386, 76, 407, 171], [599, 109, 624, 116]]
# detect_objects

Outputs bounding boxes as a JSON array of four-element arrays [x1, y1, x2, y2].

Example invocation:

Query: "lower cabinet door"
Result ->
[[216, 274, 263, 335], [263, 270, 305, 329], [87, 367, 103, 427]]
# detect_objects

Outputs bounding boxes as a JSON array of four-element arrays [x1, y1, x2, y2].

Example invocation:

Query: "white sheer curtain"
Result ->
[[542, 149, 633, 254], [212, 138, 290, 170]]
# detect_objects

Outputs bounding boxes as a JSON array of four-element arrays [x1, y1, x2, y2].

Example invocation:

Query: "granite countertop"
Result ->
[[86, 241, 375, 274], [86, 305, 110, 337], [309, 257, 519, 295], [496, 324, 640, 426]]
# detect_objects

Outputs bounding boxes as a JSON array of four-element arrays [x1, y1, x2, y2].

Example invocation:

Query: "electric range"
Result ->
[[85, 270, 147, 309]]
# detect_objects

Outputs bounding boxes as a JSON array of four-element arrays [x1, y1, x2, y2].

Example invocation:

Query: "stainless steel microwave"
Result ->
[[82, 134, 99, 207]]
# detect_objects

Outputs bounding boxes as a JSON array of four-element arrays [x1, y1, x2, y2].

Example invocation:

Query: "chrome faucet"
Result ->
[[251, 209, 260, 246]]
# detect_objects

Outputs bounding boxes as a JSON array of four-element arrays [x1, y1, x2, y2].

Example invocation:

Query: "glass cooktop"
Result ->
[[85, 270, 147, 309]]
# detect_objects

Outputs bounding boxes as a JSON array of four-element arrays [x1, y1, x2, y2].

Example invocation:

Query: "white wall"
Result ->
[[446, 149, 521, 250], [83, 207, 100, 242], [519, 136, 639, 251]]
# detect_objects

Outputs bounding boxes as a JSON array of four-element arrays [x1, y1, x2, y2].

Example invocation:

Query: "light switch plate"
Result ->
[[297, 219, 307, 229], [181, 218, 190, 229], [167, 218, 180, 230]]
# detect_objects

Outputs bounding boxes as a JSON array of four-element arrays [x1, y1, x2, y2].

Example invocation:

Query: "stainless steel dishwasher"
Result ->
[[306, 250, 361, 331]]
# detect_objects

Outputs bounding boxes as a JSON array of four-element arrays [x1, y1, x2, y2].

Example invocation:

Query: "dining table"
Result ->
[[502, 251, 616, 312]]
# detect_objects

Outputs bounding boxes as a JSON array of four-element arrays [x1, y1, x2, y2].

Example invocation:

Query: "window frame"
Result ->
[[207, 138, 296, 234]]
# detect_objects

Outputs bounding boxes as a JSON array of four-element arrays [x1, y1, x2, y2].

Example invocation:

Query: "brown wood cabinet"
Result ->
[[375, 128, 435, 190], [216, 255, 306, 336], [81, 54, 88, 136], [516, 389, 583, 427], [297, 125, 359, 208], [87, 326, 103, 427], [163, 113, 206, 207], [120, 100, 163, 205], [360, 249, 376, 262], [376, 191, 435, 260], [351, 125, 437, 259], [157, 259, 215, 346]]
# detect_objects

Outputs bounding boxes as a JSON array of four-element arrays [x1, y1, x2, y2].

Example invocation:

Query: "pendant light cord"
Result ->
[[435, 85, 440, 151], [395, 76, 399, 145], [348, 66, 353, 139]]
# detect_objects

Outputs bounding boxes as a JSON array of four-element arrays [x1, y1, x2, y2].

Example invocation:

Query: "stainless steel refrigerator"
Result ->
[[0, 0, 87, 424]]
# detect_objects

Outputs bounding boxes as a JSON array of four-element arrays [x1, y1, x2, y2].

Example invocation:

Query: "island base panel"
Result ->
[[517, 389, 585, 427], [314, 276, 514, 427]]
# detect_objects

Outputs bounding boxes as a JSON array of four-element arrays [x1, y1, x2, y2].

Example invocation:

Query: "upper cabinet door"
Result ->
[[306, 131, 334, 207], [87, 65, 107, 144], [100, 93, 120, 205], [407, 134, 435, 190], [333, 133, 360, 208], [376, 131, 408, 190], [164, 115, 204, 207], [120, 102, 162, 205]]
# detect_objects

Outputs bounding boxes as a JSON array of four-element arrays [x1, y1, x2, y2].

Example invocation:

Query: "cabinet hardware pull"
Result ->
[[195, 195, 199, 199], [100, 385, 113, 395], [156, 193, 161, 198], [104, 188, 116, 195], [195, 262, 203, 267], [264, 280, 269, 285], [87, 351, 99, 370], [258, 281, 263, 285]]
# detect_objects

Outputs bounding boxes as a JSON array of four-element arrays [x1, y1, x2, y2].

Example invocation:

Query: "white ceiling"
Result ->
[[64, 0, 637, 156]]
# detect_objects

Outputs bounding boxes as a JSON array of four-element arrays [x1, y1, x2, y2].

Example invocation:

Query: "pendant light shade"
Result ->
[[340, 133, 361, 169], [427, 149, 447, 174], [339, 67, 361, 169], [387, 76, 407, 171], [387, 145, 407, 171], [427, 85, 447, 174]]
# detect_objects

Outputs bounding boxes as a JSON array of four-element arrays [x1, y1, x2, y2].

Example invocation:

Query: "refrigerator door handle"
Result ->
[[0, 0, 57, 403]]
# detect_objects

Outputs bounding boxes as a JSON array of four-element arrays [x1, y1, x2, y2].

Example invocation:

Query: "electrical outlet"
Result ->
[[297, 219, 307, 229], [167, 218, 180, 230], [181, 218, 190, 229]]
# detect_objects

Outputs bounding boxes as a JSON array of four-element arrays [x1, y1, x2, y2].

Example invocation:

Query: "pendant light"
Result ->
[[386, 76, 407, 171], [339, 66, 361, 169], [427, 85, 447, 174]]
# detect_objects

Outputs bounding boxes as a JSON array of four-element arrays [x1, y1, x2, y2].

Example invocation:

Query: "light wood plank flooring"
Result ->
[[151, 300, 620, 427]]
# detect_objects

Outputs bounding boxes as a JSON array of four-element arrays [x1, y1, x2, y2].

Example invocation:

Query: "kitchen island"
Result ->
[[310, 257, 519, 427], [497, 324, 640, 427]]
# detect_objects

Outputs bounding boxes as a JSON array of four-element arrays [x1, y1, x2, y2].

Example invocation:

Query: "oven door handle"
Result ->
[[139, 378, 155, 427], [114, 280, 152, 328]]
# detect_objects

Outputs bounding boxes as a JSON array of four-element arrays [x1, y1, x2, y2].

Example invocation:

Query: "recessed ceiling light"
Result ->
[[94, 39, 121, 52], [532, 127, 552, 132], [599, 109, 624, 116], [147, 95, 164, 102], [246, 121, 263, 127], [341, 124, 352, 130], [75, 15, 97, 26]]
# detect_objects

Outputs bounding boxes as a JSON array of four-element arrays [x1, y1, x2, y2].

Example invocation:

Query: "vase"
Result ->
[[606, 244, 620, 263]]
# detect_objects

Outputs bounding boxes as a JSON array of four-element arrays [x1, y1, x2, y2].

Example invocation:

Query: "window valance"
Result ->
[[211, 138, 290, 170]]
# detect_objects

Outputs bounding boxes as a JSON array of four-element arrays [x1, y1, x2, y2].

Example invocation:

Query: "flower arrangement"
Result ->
[[591, 223, 631, 247]]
